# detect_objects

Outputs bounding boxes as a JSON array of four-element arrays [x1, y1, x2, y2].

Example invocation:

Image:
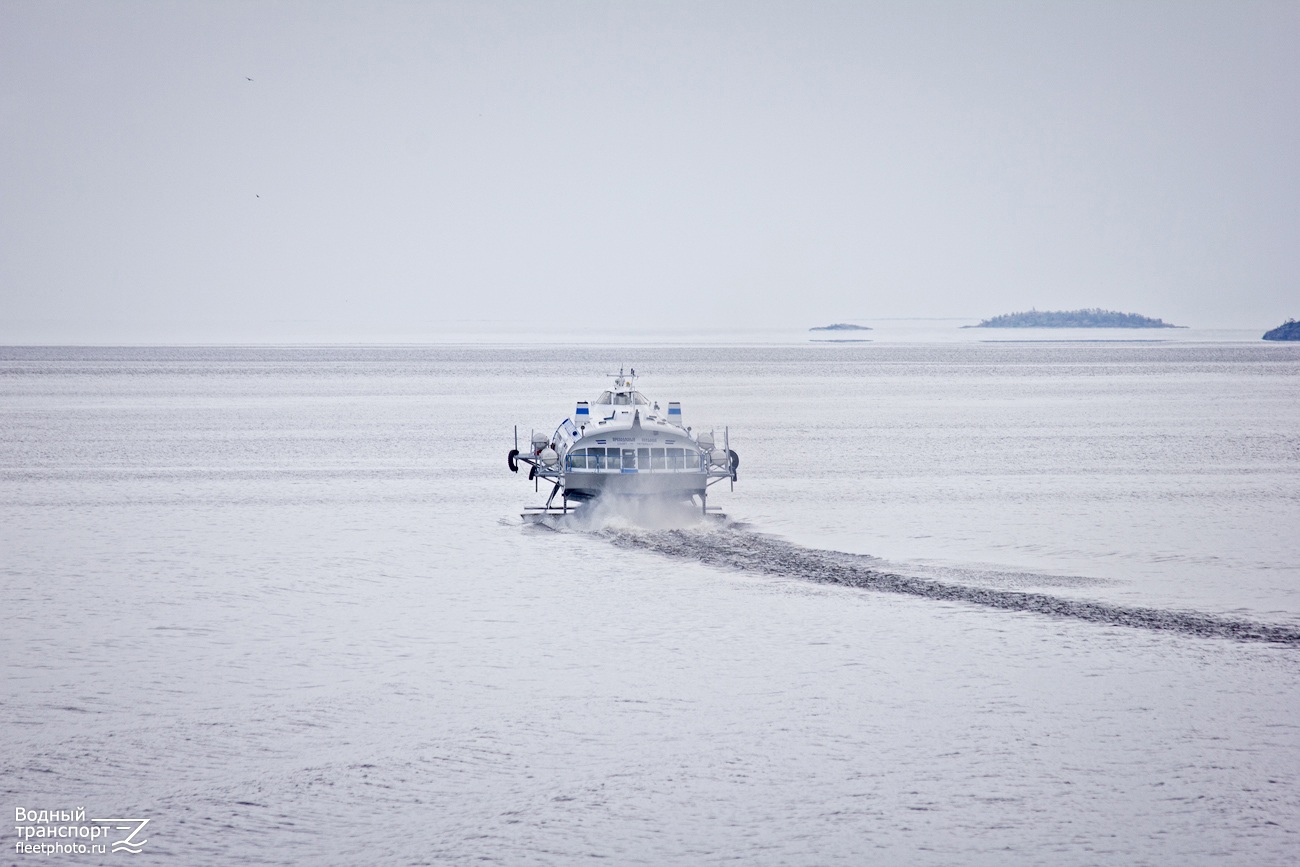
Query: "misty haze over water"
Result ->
[[2, 341, 1297, 864], [3, 1, 1298, 861]]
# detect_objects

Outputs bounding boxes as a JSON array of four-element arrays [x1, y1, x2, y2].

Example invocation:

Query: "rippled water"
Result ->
[[2, 343, 1298, 865]]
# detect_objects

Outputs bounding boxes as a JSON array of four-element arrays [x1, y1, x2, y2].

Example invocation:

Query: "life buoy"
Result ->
[[508, 449, 519, 473]]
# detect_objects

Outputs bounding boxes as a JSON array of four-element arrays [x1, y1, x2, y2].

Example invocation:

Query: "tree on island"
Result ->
[[971, 308, 1178, 328], [809, 323, 872, 331], [1262, 319, 1300, 341]]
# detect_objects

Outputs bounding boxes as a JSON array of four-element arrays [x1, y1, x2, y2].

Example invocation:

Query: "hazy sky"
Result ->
[[2, 1, 1297, 341]]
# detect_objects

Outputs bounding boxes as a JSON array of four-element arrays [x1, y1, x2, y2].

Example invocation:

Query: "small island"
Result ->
[[969, 308, 1179, 328], [1262, 319, 1300, 341], [809, 323, 872, 332]]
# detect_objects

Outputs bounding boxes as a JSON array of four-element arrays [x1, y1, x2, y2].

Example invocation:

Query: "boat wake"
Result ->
[[590, 523, 1300, 646]]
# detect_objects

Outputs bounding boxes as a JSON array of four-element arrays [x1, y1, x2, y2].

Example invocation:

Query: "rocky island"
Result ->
[[809, 323, 872, 331], [969, 308, 1179, 328], [1262, 319, 1300, 341]]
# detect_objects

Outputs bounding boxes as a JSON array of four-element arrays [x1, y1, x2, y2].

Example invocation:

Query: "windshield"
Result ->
[[597, 390, 649, 406]]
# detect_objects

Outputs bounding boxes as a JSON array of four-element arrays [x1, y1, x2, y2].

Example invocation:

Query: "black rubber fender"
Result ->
[[729, 449, 739, 481], [508, 449, 519, 473], [528, 465, 537, 481]]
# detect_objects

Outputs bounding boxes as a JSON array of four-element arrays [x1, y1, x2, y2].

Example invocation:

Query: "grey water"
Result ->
[[2, 342, 1299, 865]]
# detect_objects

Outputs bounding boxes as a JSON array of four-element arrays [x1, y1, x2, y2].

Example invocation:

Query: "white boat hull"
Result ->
[[562, 468, 709, 500]]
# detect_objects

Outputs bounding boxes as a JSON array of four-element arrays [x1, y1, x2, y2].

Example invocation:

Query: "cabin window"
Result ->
[[569, 447, 638, 470], [632, 392, 650, 405], [595, 392, 613, 405], [571, 445, 702, 471]]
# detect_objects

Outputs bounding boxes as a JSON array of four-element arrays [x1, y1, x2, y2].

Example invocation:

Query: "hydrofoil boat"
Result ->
[[508, 369, 738, 520]]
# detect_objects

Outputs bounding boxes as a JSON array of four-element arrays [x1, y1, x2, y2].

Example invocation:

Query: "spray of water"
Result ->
[[539, 495, 719, 533]]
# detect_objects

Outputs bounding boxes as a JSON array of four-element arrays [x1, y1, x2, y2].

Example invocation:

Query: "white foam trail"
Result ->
[[598, 525, 1300, 645]]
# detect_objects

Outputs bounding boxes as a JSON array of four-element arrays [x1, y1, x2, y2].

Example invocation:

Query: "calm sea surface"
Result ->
[[2, 342, 1298, 865]]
